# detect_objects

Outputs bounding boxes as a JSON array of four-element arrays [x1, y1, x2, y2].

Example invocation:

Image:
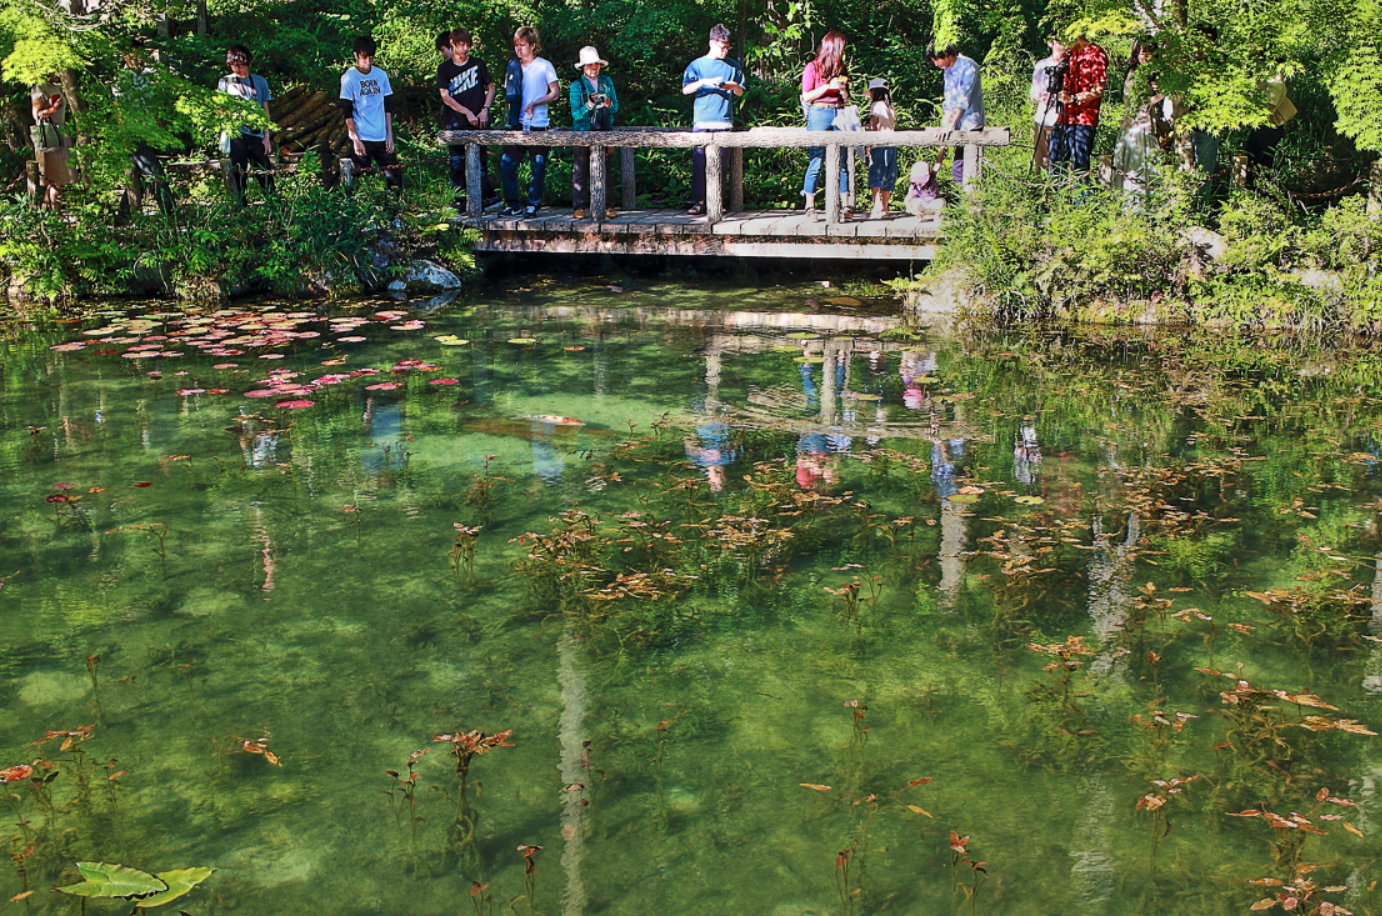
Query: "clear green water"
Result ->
[[3, 280, 1382, 916]]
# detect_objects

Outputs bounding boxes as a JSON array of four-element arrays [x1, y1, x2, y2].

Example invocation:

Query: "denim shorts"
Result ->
[[868, 147, 898, 191]]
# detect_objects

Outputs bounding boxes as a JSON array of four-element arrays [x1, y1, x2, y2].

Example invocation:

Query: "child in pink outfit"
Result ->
[[905, 159, 945, 217]]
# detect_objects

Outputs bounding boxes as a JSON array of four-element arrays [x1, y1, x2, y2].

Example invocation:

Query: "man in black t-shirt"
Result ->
[[438, 28, 498, 211]]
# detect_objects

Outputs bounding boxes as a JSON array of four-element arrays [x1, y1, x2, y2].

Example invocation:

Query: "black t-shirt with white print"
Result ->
[[436, 57, 492, 129]]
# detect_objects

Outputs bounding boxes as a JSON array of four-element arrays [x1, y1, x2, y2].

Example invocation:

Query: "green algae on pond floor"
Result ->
[[2, 290, 1382, 916]]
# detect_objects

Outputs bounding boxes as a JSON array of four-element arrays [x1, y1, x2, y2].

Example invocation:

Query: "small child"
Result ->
[[865, 78, 896, 219], [905, 159, 945, 217]]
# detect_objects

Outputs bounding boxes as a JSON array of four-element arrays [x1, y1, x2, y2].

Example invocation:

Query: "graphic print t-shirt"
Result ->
[[340, 65, 393, 142], [436, 57, 491, 129]]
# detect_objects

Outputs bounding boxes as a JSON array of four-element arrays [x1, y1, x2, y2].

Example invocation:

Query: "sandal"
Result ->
[[687, 203, 706, 216], [805, 206, 820, 221]]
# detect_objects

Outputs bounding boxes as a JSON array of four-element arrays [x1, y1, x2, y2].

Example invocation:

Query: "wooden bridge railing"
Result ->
[[436, 126, 1011, 224]]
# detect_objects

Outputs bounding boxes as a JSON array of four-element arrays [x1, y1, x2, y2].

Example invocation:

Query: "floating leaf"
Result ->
[[275, 400, 315, 409], [948, 494, 979, 504], [1013, 495, 1044, 505], [56, 862, 167, 899], [508, 338, 537, 344], [1251, 899, 1277, 911], [800, 783, 833, 791], [1344, 822, 1366, 838], [905, 805, 932, 817], [135, 867, 214, 908], [438, 339, 471, 346]]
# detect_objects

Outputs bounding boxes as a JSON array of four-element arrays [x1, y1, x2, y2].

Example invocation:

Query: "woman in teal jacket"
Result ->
[[569, 46, 619, 219]]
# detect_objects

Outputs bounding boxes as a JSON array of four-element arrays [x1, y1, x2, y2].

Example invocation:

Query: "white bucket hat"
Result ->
[[910, 160, 932, 183], [574, 46, 608, 69]]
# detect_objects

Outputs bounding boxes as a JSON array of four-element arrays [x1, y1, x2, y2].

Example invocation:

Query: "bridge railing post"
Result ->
[[962, 144, 978, 193], [730, 148, 743, 213], [705, 135, 723, 222], [466, 144, 483, 217], [591, 142, 608, 216], [825, 145, 841, 222], [621, 146, 636, 211], [846, 146, 856, 212]]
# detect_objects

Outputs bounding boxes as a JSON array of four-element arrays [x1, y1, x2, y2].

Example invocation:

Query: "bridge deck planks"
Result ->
[[454, 207, 941, 259]]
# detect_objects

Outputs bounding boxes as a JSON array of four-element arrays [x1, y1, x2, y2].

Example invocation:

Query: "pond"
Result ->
[[2, 276, 1381, 916]]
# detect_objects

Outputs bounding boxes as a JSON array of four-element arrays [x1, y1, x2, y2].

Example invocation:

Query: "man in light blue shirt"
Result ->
[[681, 23, 745, 215], [928, 41, 985, 185]]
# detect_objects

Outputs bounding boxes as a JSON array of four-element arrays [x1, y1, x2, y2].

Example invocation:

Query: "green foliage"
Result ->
[[56, 862, 170, 898]]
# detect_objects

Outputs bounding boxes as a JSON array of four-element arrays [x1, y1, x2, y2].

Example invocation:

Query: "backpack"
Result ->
[[503, 58, 523, 129]]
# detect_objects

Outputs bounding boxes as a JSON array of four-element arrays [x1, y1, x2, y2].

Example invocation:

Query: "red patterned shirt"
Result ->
[[1059, 42, 1108, 127]]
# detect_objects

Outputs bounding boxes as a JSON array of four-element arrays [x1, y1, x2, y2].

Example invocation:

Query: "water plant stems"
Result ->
[[433, 729, 514, 868], [85, 654, 103, 725], [517, 844, 542, 916]]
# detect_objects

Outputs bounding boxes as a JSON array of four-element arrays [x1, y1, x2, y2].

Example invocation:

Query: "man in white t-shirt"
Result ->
[[339, 35, 402, 192], [498, 26, 559, 218], [1029, 37, 1064, 172]]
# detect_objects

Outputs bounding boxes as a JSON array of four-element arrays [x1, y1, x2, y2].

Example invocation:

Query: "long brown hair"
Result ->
[[813, 30, 847, 81]]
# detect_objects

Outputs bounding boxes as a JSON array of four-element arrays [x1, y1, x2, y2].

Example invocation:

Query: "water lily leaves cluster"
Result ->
[[56, 862, 213, 908]]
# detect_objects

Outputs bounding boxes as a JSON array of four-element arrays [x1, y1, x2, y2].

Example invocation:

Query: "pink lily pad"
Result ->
[[213, 363, 239, 369], [275, 399, 315, 409], [243, 389, 280, 398], [429, 378, 460, 386], [365, 382, 401, 391], [176, 388, 206, 396]]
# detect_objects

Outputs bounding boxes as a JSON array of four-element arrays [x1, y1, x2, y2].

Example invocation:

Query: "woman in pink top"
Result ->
[[800, 31, 852, 219]]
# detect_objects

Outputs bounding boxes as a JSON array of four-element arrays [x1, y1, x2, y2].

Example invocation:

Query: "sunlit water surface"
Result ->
[[3, 277, 1382, 916]]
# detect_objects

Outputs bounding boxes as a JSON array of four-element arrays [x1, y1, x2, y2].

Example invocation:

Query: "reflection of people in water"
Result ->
[[531, 418, 565, 483], [796, 432, 838, 492], [235, 412, 282, 469], [900, 348, 936, 412], [1014, 425, 1042, 485], [684, 419, 739, 492]]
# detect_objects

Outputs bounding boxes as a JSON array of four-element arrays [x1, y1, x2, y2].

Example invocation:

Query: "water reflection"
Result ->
[[4, 296, 1382, 916]]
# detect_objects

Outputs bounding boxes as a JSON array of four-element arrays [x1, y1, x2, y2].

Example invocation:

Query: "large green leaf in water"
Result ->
[[137, 867, 215, 908], [56, 862, 167, 898]]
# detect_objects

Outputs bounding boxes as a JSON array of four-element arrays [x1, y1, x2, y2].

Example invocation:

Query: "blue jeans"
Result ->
[[1050, 124, 1096, 178], [802, 105, 848, 197], [500, 133, 548, 208]]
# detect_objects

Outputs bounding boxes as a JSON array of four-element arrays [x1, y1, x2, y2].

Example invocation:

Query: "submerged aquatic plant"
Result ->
[[433, 729, 514, 866], [1135, 773, 1201, 865], [516, 843, 542, 916], [949, 831, 988, 916], [800, 778, 934, 916], [450, 525, 482, 586]]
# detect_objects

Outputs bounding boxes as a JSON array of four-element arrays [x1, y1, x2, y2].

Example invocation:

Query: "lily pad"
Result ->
[[508, 338, 537, 344], [135, 867, 214, 908], [57, 862, 167, 899], [795, 356, 825, 364], [948, 493, 980, 504], [1014, 495, 1045, 505], [437, 338, 471, 346]]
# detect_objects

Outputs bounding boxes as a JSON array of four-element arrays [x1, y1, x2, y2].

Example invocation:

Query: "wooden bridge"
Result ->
[[438, 126, 1010, 261]]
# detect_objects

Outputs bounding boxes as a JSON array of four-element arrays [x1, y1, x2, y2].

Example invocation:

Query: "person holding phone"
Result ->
[[568, 46, 619, 219], [681, 23, 745, 216], [800, 30, 851, 219], [217, 44, 274, 205]]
